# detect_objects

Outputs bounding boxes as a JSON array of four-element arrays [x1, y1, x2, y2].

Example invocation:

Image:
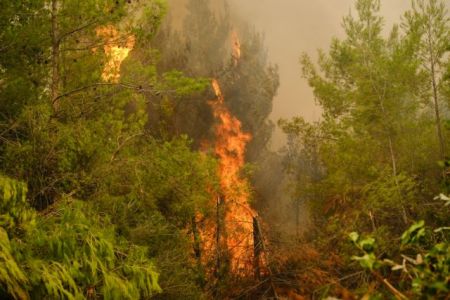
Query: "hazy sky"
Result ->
[[227, 0, 414, 148], [166, 0, 448, 148]]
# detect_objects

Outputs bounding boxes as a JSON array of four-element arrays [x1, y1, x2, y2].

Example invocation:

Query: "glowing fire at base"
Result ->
[[209, 79, 257, 274], [96, 25, 135, 83]]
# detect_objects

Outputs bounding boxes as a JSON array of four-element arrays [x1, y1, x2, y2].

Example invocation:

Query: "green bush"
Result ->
[[0, 175, 161, 300]]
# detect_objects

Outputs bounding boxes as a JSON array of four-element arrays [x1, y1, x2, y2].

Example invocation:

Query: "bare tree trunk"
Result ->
[[216, 196, 221, 270], [423, 12, 446, 161], [253, 217, 279, 299], [380, 89, 408, 225], [431, 70, 444, 159], [429, 37, 445, 161], [214, 196, 222, 299], [379, 97, 400, 181], [296, 202, 299, 239], [192, 217, 201, 261], [388, 132, 408, 224], [51, 0, 60, 112], [253, 217, 262, 280], [387, 135, 398, 178]]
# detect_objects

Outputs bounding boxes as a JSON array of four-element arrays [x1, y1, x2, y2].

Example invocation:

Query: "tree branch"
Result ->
[[52, 82, 160, 104], [57, 20, 98, 44], [371, 271, 408, 300]]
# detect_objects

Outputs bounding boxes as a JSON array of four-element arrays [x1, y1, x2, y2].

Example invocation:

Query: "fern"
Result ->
[[0, 175, 161, 299]]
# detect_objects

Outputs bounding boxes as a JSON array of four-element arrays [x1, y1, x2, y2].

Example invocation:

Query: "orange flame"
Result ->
[[231, 30, 241, 66], [209, 78, 256, 273], [210, 79, 250, 201], [96, 25, 135, 82], [198, 31, 264, 277]]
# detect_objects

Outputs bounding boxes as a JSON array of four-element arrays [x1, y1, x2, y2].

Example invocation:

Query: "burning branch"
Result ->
[[96, 25, 135, 83], [231, 30, 241, 66], [199, 31, 273, 283]]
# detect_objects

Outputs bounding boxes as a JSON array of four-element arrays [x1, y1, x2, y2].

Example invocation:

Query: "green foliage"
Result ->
[[401, 220, 426, 245], [278, 0, 450, 298], [0, 227, 29, 300], [0, 175, 162, 299], [159, 71, 209, 97], [349, 232, 378, 270], [0, 0, 223, 298], [0, 175, 34, 233], [29, 200, 160, 299], [351, 219, 449, 299], [0, 176, 30, 299], [411, 242, 449, 296]]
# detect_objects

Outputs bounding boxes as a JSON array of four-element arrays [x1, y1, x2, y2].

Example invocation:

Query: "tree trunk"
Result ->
[[51, 0, 60, 112], [379, 91, 408, 225], [387, 135, 398, 178], [192, 217, 201, 260], [214, 196, 222, 299], [427, 15, 445, 161], [253, 217, 262, 280], [296, 199, 300, 239], [429, 44, 445, 161], [253, 216, 279, 299]]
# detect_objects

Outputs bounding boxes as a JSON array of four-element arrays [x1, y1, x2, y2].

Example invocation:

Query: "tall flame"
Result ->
[[209, 78, 256, 273], [96, 25, 135, 83], [210, 79, 251, 203], [197, 31, 264, 277]]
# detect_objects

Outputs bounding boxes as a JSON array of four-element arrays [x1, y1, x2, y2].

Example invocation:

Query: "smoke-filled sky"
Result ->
[[166, 0, 449, 149], [227, 0, 415, 148]]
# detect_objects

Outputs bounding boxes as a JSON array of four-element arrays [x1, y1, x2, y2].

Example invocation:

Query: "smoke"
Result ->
[[158, 0, 439, 239], [166, 0, 450, 149], [227, 0, 419, 149]]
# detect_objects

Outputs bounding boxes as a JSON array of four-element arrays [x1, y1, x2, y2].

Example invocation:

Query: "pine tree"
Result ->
[[404, 0, 450, 161]]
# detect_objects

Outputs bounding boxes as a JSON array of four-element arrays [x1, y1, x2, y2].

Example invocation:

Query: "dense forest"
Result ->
[[0, 0, 449, 299]]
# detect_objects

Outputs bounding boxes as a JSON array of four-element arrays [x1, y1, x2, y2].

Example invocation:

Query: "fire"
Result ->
[[210, 79, 251, 201], [96, 25, 135, 83], [231, 30, 241, 66], [197, 31, 266, 277], [209, 78, 256, 273]]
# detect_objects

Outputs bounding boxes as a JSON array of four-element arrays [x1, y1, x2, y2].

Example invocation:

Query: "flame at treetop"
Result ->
[[210, 79, 251, 204], [231, 30, 241, 66], [96, 25, 135, 83]]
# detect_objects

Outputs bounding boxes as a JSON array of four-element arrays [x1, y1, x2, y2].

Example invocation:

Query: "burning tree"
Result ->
[[196, 33, 270, 290]]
